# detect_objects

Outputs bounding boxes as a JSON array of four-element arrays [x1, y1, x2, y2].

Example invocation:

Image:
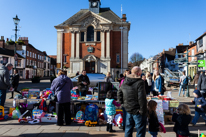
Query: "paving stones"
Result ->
[[37, 129, 65, 137], [2, 129, 27, 136]]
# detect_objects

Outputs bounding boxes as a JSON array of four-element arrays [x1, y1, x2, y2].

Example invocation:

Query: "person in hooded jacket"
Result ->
[[0, 63, 13, 106], [191, 90, 206, 126], [172, 104, 192, 137], [117, 66, 147, 137], [51, 70, 73, 126], [197, 71, 206, 98]]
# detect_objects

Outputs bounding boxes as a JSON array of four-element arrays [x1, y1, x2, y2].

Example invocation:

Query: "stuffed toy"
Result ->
[[113, 113, 123, 127], [98, 113, 107, 125]]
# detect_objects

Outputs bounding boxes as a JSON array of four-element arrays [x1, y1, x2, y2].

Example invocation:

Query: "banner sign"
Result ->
[[198, 60, 205, 67]]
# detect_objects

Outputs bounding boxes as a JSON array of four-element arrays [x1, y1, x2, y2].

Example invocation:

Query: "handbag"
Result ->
[[51, 82, 66, 102]]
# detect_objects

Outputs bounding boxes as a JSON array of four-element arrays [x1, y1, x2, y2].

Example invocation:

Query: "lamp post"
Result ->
[[13, 15, 20, 69]]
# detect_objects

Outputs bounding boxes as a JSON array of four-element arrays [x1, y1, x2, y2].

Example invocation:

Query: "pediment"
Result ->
[[71, 11, 112, 28]]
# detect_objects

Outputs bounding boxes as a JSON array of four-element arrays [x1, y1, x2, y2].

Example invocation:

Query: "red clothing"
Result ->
[[176, 134, 189, 137]]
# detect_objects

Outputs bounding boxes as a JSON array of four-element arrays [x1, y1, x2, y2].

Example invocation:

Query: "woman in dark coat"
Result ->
[[51, 70, 73, 126], [10, 69, 20, 99], [77, 70, 90, 96]]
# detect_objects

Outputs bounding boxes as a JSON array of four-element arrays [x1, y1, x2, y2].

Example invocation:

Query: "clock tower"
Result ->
[[89, 0, 101, 14]]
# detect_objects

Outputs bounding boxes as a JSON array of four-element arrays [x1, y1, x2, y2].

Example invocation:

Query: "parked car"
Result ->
[[71, 73, 106, 87]]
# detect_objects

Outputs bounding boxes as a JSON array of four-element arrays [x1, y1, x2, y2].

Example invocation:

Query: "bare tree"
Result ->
[[130, 52, 144, 66]]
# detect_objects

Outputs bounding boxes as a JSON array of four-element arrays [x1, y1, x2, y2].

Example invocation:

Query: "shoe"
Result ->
[[109, 124, 116, 132], [9, 97, 13, 99], [106, 123, 109, 131]]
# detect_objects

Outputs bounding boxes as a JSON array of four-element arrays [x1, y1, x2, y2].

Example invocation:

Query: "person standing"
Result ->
[[51, 70, 73, 126], [119, 69, 130, 131], [193, 72, 199, 90], [179, 71, 187, 97], [142, 75, 150, 95], [153, 70, 164, 96], [146, 72, 152, 94], [0, 63, 13, 106], [118, 66, 147, 137], [76, 71, 79, 76], [9, 69, 20, 99], [77, 70, 90, 96], [104, 72, 114, 82], [197, 71, 206, 98]]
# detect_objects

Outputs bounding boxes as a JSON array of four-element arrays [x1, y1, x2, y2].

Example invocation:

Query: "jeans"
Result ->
[[192, 111, 206, 125], [125, 112, 147, 137], [200, 90, 206, 98], [149, 131, 157, 137], [122, 107, 127, 127], [56, 102, 71, 125], [0, 89, 7, 107], [179, 85, 186, 96]]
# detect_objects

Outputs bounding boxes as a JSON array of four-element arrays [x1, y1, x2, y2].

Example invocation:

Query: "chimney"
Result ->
[[163, 49, 165, 53], [178, 43, 183, 46], [122, 14, 127, 22], [0, 36, 5, 48], [19, 37, 28, 45], [189, 41, 194, 46], [6, 38, 9, 41]]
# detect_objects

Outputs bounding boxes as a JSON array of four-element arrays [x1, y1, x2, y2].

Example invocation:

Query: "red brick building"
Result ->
[[55, 0, 130, 76]]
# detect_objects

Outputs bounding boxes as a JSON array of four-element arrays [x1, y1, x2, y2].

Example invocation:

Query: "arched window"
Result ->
[[87, 26, 94, 41]]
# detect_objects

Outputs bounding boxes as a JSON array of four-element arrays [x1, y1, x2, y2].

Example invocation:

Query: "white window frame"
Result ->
[[192, 49, 195, 61], [27, 51, 29, 56]]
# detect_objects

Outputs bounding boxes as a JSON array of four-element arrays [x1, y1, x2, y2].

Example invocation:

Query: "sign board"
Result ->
[[196, 54, 204, 59], [176, 53, 187, 55], [198, 60, 205, 67], [14, 54, 18, 61], [98, 82, 118, 100], [188, 63, 199, 65]]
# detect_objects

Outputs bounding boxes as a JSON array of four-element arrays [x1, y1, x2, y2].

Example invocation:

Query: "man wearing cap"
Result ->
[[0, 63, 13, 106]]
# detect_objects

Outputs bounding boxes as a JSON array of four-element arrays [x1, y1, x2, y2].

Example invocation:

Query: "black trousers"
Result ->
[[56, 102, 71, 125], [11, 88, 20, 97]]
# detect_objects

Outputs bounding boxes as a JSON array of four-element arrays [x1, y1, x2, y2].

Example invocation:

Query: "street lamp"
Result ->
[[13, 15, 20, 69]]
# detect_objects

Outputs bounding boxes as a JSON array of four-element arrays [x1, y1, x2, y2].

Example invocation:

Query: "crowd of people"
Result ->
[[1, 63, 206, 137]]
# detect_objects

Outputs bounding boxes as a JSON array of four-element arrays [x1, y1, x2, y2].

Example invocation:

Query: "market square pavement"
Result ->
[[1, 79, 206, 137]]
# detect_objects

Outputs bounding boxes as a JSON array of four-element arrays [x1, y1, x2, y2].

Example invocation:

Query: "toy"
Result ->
[[98, 112, 107, 125], [18, 110, 29, 123], [85, 104, 99, 121], [0, 106, 5, 117], [200, 133, 206, 137], [159, 122, 166, 133], [114, 114, 123, 127], [74, 111, 85, 123], [28, 119, 40, 124], [85, 120, 97, 127]]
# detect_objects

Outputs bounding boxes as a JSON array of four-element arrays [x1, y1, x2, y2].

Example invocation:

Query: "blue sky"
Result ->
[[0, 0, 206, 59]]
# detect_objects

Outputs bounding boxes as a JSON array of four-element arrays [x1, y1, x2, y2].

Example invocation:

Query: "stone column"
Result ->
[[71, 31, 75, 59], [94, 31, 97, 42], [101, 30, 105, 59], [76, 31, 80, 59], [106, 31, 110, 59], [84, 31, 87, 42], [57, 29, 64, 69], [123, 27, 128, 68]]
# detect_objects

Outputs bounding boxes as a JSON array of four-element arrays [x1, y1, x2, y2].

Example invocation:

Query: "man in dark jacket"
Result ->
[[77, 70, 90, 96], [197, 71, 206, 98], [10, 69, 20, 99], [0, 63, 13, 106], [117, 66, 147, 137]]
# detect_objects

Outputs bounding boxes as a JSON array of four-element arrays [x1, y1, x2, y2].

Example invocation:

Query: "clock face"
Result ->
[[92, 2, 97, 7]]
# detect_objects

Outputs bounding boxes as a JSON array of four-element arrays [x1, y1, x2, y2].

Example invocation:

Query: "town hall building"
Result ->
[[55, 0, 130, 76]]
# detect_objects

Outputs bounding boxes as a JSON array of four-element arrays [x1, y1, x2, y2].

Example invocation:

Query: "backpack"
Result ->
[[183, 77, 188, 85], [85, 104, 99, 122], [74, 111, 85, 123]]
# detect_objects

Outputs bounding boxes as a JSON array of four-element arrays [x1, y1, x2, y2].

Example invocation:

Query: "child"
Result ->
[[191, 90, 206, 126], [105, 90, 121, 132], [148, 100, 160, 137], [142, 75, 150, 95], [172, 104, 192, 137]]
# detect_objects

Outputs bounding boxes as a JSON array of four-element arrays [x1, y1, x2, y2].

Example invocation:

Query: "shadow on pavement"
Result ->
[[20, 132, 118, 137]]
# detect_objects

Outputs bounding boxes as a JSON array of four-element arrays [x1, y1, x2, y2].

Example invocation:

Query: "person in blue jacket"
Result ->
[[153, 70, 164, 95], [191, 90, 206, 126]]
